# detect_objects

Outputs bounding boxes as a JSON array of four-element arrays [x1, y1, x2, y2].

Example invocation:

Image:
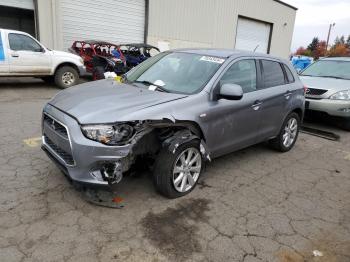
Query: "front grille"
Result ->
[[44, 135, 74, 165], [305, 88, 328, 96], [43, 114, 68, 138], [42, 113, 75, 166]]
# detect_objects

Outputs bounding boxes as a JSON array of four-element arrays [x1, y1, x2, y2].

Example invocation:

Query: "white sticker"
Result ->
[[200, 56, 225, 64]]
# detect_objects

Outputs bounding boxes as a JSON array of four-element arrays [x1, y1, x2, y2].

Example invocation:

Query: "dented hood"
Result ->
[[49, 79, 188, 124]]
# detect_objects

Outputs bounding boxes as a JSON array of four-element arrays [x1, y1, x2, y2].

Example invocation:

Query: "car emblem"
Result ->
[[306, 88, 311, 94], [51, 120, 56, 130]]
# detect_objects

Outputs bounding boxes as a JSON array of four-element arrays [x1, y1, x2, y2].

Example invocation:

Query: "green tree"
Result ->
[[307, 37, 319, 52]]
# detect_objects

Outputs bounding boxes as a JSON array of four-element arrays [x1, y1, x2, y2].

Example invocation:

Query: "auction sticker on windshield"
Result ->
[[200, 56, 225, 64]]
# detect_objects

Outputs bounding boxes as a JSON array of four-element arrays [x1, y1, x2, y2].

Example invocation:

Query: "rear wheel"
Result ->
[[153, 140, 203, 198], [269, 112, 300, 152], [54, 66, 79, 89]]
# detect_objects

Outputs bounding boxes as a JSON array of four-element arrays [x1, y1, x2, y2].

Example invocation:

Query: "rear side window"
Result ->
[[220, 59, 257, 93], [261, 60, 285, 88], [9, 33, 42, 52], [283, 64, 295, 83]]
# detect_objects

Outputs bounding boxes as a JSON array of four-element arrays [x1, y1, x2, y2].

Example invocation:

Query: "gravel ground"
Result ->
[[0, 78, 349, 262]]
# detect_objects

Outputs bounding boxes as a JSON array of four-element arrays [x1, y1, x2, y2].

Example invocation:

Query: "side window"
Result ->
[[9, 33, 42, 52], [220, 59, 257, 93], [261, 60, 285, 88], [283, 64, 295, 83]]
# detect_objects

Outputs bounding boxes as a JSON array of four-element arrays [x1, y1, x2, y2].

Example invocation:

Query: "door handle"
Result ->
[[251, 100, 263, 111], [11, 53, 19, 58], [284, 90, 292, 99]]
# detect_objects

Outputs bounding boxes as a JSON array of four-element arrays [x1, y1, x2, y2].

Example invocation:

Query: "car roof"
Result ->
[[320, 57, 350, 62], [120, 43, 159, 50], [172, 48, 281, 60], [76, 40, 118, 46]]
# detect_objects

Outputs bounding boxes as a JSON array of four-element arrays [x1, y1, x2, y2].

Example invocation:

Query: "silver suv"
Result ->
[[42, 49, 304, 198]]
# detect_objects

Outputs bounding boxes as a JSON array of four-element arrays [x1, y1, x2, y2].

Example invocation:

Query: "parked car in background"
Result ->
[[42, 49, 304, 198], [69, 40, 127, 79], [120, 43, 159, 68], [299, 57, 350, 130], [0, 29, 86, 88]]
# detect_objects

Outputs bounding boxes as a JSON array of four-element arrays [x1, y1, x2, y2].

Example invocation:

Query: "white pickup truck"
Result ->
[[0, 29, 86, 88]]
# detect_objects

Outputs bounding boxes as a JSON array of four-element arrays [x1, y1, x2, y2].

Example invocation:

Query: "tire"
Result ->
[[41, 76, 54, 84], [93, 66, 105, 80], [153, 140, 203, 199], [269, 112, 300, 152], [54, 66, 79, 89]]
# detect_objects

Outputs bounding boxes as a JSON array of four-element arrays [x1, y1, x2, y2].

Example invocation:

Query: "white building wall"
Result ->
[[147, 0, 296, 58]]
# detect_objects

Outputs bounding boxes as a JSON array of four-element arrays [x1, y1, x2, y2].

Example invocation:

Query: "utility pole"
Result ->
[[326, 23, 336, 51]]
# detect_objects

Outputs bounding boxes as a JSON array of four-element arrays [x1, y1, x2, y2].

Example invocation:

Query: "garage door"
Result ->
[[235, 17, 272, 54], [59, 0, 145, 50], [0, 0, 34, 10]]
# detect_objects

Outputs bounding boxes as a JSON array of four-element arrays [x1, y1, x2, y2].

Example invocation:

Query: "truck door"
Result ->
[[7, 32, 51, 74], [0, 30, 9, 74]]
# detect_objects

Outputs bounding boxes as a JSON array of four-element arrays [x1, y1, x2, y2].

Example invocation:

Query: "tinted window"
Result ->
[[283, 64, 295, 83], [261, 60, 285, 87], [220, 60, 257, 93], [9, 33, 42, 52]]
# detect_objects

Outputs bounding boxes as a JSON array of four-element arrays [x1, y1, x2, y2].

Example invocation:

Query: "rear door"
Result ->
[[0, 30, 9, 74], [256, 59, 290, 140], [8, 32, 51, 74]]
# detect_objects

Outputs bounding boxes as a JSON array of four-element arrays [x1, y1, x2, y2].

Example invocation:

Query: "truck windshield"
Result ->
[[301, 60, 350, 80], [125, 52, 225, 94]]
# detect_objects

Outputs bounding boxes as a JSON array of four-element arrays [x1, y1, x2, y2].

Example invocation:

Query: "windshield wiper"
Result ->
[[320, 75, 348, 80], [133, 80, 169, 92]]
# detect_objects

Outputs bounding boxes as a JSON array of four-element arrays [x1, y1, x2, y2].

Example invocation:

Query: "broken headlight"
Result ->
[[81, 124, 134, 145]]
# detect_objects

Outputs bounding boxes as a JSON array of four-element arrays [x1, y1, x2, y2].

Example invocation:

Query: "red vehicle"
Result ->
[[69, 40, 126, 79]]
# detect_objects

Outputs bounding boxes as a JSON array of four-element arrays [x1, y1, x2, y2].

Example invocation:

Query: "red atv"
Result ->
[[69, 40, 127, 80]]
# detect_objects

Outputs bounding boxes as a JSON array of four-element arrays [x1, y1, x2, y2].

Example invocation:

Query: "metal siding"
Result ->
[[0, 0, 34, 10], [59, 0, 145, 50], [148, 0, 296, 58]]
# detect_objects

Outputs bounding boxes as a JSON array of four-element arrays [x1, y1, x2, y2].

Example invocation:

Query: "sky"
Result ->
[[283, 0, 350, 52]]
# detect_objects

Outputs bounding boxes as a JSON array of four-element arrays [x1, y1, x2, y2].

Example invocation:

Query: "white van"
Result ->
[[0, 29, 86, 88]]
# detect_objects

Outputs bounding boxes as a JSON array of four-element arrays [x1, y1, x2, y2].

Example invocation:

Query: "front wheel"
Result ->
[[54, 66, 79, 89], [269, 112, 300, 152], [153, 140, 203, 198]]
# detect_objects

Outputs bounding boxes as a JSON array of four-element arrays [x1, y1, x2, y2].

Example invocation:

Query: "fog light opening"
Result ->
[[102, 162, 123, 184]]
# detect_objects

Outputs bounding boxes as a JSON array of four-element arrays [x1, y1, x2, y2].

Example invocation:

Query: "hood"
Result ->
[[50, 50, 81, 60], [49, 80, 188, 124], [300, 76, 350, 91]]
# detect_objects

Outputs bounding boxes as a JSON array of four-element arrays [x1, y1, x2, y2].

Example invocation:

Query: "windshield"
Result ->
[[301, 60, 350, 80], [125, 52, 225, 94]]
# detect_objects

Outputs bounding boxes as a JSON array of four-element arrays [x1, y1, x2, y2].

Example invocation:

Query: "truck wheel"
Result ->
[[153, 140, 203, 199], [54, 66, 79, 89], [269, 112, 300, 152]]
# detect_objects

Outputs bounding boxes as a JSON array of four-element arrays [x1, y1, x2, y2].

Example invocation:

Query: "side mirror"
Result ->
[[218, 83, 243, 100]]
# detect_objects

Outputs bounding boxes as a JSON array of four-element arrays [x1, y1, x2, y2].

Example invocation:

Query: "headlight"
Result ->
[[81, 124, 134, 145], [329, 90, 350, 100]]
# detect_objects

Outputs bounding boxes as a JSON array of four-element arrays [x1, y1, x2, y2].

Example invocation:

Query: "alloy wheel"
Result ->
[[172, 147, 202, 193], [283, 117, 298, 148]]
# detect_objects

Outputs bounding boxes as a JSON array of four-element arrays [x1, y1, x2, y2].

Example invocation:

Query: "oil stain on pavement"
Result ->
[[141, 198, 211, 261]]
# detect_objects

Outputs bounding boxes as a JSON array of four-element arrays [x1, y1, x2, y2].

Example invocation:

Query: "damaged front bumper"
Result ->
[[42, 104, 131, 187]]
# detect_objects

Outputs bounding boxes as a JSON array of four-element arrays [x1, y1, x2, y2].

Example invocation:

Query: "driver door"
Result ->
[[8, 33, 51, 74], [206, 59, 263, 157]]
